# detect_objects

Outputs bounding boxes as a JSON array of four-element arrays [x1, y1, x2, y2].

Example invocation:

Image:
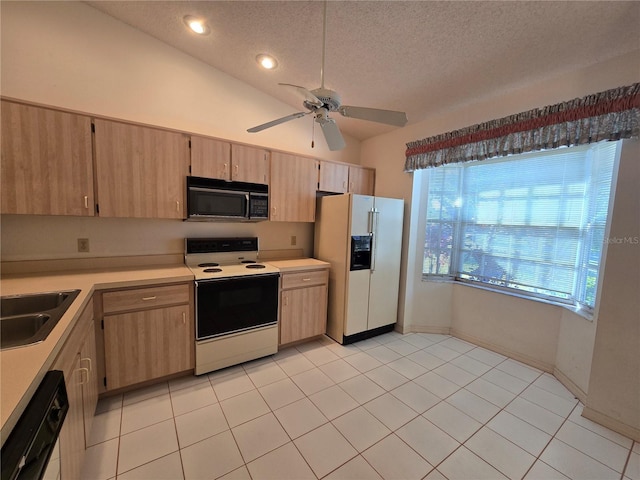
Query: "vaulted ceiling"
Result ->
[[86, 1, 640, 141]]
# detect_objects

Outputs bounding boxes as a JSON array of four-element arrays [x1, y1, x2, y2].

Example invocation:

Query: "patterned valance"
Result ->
[[405, 83, 640, 171]]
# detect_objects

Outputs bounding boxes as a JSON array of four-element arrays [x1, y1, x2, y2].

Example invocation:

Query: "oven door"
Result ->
[[195, 273, 279, 340]]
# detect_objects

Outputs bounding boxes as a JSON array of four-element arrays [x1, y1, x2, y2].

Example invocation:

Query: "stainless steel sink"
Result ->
[[1, 290, 80, 350]]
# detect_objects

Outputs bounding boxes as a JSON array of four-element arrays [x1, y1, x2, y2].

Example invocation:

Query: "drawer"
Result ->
[[281, 269, 329, 289], [103, 283, 190, 314]]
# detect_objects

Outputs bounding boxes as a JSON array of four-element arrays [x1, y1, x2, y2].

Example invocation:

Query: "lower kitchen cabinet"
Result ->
[[53, 299, 98, 480], [100, 283, 193, 391], [279, 269, 329, 345]]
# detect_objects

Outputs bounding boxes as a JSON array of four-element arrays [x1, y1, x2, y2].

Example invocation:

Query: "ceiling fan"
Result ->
[[247, 2, 408, 151]]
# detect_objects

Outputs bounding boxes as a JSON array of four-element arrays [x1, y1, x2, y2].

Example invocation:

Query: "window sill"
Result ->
[[421, 276, 595, 321]]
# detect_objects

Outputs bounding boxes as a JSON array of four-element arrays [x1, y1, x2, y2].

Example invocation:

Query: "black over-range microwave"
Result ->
[[186, 176, 269, 222]]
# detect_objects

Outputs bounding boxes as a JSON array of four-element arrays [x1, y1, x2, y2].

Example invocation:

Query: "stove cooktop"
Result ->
[[185, 237, 279, 280]]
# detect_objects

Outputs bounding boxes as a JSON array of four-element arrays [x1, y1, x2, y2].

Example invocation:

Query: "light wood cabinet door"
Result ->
[[94, 119, 190, 219], [58, 355, 85, 480], [80, 321, 98, 446], [1, 100, 94, 216], [53, 299, 95, 479], [279, 268, 329, 346], [348, 166, 375, 195], [280, 284, 328, 345], [270, 152, 317, 222], [231, 144, 270, 184], [104, 304, 193, 390], [190, 136, 231, 180], [318, 161, 349, 193]]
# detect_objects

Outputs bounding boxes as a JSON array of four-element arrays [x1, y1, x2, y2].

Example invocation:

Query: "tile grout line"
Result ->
[[94, 333, 632, 480]]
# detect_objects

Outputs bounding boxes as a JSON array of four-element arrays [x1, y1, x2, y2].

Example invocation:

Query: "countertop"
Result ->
[[0, 265, 193, 444], [0, 257, 329, 443], [266, 258, 330, 271]]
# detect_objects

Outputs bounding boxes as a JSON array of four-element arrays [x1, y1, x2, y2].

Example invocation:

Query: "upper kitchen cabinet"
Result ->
[[270, 152, 317, 222], [190, 136, 231, 180], [318, 160, 349, 194], [190, 136, 269, 185], [348, 165, 375, 195], [1, 100, 95, 216], [231, 144, 270, 184], [94, 119, 190, 219]]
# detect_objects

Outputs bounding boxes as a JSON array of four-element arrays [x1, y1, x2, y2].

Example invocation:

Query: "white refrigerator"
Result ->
[[314, 193, 404, 344]]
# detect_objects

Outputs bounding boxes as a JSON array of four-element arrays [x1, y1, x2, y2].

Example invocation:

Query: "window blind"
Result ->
[[424, 141, 619, 309]]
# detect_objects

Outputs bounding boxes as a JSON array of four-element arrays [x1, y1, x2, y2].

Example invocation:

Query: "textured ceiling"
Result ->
[[85, 1, 639, 141]]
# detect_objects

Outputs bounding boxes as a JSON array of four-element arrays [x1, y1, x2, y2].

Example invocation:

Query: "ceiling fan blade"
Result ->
[[247, 111, 308, 133], [338, 105, 408, 127], [279, 83, 323, 108], [317, 116, 346, 151]]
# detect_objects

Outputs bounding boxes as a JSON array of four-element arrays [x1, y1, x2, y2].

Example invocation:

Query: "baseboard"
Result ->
[[582, 406, 640, 442], [553, 367, 587, 404], [407, 325, 451, 335], [450, 328, 554, 373]]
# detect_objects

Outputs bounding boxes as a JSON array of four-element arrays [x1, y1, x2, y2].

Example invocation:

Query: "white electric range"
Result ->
[[185, 237, 280, 375]]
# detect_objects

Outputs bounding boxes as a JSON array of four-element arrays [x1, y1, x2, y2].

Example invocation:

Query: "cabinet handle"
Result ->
[[81, 357, 92, 373], [343, 181, 347, 191], [272, 206, 276, 217], [78, 367, 89, 385], [182, 312, 186, 325], [349, 181, 354, 191], [176, 201, 180, 212], [142, 296, 157, 301], [283, 295, 288, 306], [224, 163, 228, 176], [234, 164, 239, 177], [84, 195, 89, 209], [302, 278, 311, 282]]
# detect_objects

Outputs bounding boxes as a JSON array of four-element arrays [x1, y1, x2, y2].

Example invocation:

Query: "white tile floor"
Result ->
[[81, 332, 639, 480]]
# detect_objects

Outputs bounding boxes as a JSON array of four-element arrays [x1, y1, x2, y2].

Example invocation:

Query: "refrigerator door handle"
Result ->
[[367, 209, 374, 234], [371, 208, 380, 272]]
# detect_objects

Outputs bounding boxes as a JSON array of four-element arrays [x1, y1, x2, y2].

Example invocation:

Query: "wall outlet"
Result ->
[[290, 235, 297, 246], [77, 238, 90, 253]]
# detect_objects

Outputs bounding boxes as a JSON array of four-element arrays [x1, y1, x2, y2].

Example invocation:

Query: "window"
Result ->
[[423, 141, 620, 310]]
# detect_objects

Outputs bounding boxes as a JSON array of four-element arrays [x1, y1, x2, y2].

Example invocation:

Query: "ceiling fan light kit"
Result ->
[[247, 2, 407, 150]]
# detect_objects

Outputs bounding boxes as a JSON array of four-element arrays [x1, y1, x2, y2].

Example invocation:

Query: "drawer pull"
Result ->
[[78, 367, 89, 385], [302, 278, 311, 282], [81, 357, 92, 373], [142, 296, 157, 301], [84, 195, 89, 209]]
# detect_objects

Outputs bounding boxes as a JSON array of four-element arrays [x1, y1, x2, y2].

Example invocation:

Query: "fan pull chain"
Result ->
[[311, 117, 315, 148]]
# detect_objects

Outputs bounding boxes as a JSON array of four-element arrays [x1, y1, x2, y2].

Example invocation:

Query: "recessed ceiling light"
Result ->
[[183, 15, 210, 35], [256, 54, 278, 70]]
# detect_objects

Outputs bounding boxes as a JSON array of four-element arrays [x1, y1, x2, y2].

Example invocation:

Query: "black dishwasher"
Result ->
[[1, 370, 69, 480]]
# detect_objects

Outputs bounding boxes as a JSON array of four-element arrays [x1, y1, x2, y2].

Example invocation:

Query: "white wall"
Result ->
[[584, 138, 640, 439], [0, 1, 360, 162], [0, 215, 315, 260], [361, 50, 640, 431], [0, 1, 360, 261]]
